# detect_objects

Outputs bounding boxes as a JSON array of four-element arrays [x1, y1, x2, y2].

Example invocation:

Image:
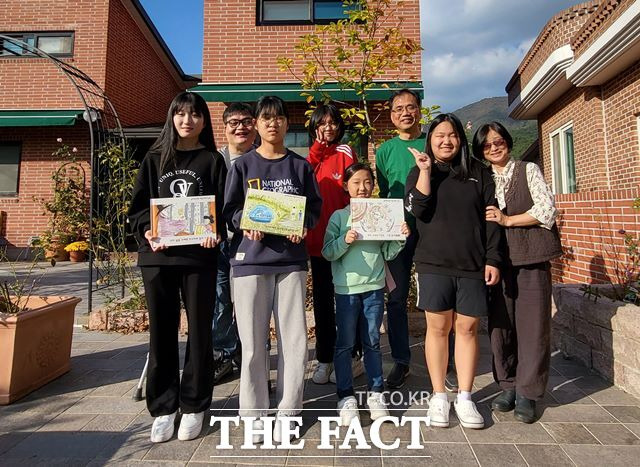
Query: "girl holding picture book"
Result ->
[[321, 162, 409, 426], [222, 95, 322, 444], [128, 91, 227, 443]]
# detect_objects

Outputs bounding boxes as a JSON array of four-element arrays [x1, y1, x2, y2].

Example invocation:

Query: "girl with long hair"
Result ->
[[128, 91, 226, 443]]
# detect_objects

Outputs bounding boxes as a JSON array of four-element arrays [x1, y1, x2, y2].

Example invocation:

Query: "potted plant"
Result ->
[[65, 240, 89, 262], [36, 140, 89, 265], [0, 251, 81, 405]]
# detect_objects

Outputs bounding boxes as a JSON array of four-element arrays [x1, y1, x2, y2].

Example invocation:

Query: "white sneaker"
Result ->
[[366, 392, 389, 420], [273, 415, 296, 444], [251, 419, 264, 444], [330, 357, 364, 383], [177, 411, 205, 441], [427, 396, 450, 428], [312, 362, 333, 384], [337, 396, 359, 426], [454, 398, 484, 429], [150, 411, 177, 443]]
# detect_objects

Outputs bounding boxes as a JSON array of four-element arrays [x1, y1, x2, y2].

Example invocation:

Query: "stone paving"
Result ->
[[1, 328, 640, 466]]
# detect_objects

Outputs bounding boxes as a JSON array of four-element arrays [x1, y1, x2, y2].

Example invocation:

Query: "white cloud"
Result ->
[[419, 0, 579, 110]]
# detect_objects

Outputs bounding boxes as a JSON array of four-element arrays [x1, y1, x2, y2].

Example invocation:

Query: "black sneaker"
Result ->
[[491, 389, 516, 412], [386, 363, 410, 389], [213, 359, 234, 384], [445, 369, 458, 392], [514, 394, 536, 423]]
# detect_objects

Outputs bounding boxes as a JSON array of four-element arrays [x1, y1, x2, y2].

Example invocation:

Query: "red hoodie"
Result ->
[[306, 140, 355, 257]]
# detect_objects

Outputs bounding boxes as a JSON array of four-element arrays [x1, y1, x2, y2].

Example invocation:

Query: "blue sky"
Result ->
[[141, 0, 579, 111]]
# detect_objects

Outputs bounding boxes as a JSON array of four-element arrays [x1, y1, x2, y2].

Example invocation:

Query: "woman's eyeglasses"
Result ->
[[258, 116, 286, 126], [483, 138, 506, 152], [225, 118, 254, 129]]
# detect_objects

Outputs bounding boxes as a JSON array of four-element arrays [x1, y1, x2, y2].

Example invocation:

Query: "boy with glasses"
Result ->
[[212, 102, 257, 383]]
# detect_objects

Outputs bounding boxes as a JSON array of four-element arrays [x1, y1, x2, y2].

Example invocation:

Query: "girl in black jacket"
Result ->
[[128, 91, 227, 443], [404, 113, 501, 430]]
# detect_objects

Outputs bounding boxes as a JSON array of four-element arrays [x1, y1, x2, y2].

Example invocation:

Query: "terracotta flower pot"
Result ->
[[0, 296, 82, 405], [45, 244, 69, 262], [69, 251, 86, 262]]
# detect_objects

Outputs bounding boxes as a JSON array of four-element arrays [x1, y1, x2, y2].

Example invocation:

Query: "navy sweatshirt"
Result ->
[[128, 148, 227, 268], [404, 160, 502, 279], [223, 148, 322, 277]]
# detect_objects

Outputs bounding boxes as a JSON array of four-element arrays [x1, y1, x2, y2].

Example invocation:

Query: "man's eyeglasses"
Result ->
[[483, 138, 506, 152], [391, 104, 419, 114], [225, 118, 254, 129]]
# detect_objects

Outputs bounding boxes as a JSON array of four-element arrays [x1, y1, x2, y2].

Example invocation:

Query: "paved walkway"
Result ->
[[1, 329, 639, 466]]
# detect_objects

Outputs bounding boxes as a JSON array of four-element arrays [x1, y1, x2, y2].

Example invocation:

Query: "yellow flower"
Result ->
[[64, 241, 89, 252]]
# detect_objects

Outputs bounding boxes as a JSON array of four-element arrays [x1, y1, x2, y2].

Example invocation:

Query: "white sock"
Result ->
[[433, 392, 448, 401], [457, 391, 472, 402]]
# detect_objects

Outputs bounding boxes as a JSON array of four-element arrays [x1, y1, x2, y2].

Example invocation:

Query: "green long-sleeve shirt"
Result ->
[[375, 134, 426, 229], [322, 206, 405, 295]]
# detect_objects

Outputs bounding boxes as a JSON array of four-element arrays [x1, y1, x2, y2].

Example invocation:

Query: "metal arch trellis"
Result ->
[[0, 35, 129, 313]]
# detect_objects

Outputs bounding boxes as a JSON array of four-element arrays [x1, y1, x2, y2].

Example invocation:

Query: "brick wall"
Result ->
[[203, 0, 421, 83], [601, 60, 640, 189], [104, 0, 185, 127], [0, 0, 110, 110], [552, 187, 639, 285], [0, 126, 91, 248]]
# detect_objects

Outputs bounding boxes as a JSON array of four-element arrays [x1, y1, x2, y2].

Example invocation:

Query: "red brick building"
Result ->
[[0, 0, 196, 251], [194, 0, 422, 161], [506, 0, 640, 285]]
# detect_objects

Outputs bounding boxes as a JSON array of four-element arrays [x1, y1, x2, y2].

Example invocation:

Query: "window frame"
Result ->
[[256, 0, 351, 26], [549, 121, 576, 194], [0, 31, 75, 58], [0, 142, 22, 197]]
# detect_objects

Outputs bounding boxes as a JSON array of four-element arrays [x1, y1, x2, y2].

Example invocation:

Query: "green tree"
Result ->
[[277, 0, 439, 152]]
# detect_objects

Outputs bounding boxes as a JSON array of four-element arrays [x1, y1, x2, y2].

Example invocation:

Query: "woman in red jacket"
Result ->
[[306, 103, 359, 384]]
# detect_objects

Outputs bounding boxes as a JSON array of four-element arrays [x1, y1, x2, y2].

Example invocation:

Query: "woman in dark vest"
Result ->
[[472, 122, 562, 423]]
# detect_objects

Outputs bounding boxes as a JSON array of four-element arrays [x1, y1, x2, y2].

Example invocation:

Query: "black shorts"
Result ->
[[416, 273, 488, 317]]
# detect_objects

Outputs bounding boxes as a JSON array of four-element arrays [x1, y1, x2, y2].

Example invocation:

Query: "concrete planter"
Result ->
[[552, 285, 640, 399], [0, 296, 82, 405]]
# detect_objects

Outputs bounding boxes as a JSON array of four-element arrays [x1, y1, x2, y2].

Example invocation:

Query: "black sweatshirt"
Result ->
[[404, 161, 502, 279], [128, 148, 227, 268], [223, 148, 322, 277]]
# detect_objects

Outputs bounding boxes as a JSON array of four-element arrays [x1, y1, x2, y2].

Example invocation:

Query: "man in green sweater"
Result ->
[[375, 89, 425, 388]]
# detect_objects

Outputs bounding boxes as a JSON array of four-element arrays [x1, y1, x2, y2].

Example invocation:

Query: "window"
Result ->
[[285, 127, 311, 157], [550, 123, 576, 194], [258, 0, 352, 24], [0, 32, 74, 57], [0, 143, 21, 196]]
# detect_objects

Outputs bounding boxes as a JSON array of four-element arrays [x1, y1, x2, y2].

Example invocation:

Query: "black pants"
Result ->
[[488, 262, 552, 401], [141, 265, 216, 416], [310, 256, 360, 363]]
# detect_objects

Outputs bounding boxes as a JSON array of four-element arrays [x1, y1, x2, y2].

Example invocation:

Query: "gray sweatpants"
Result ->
[[233, 271, 308, 416]]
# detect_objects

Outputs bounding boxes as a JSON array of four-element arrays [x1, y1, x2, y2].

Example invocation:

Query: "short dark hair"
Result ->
[[471, 121, 514, 160], [344, 162, 375, 184], [308, 103, 345, 144], [425, 113, 471, 181], [255, 95, 289, 120], [223, 102, 254, 122], [388, 88, 421, 109]]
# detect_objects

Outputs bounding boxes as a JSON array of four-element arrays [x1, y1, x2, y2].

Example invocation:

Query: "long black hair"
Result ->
[[308, 102, 345, 144], [425, 113, 471, 181], [150, 91, 216, 173], [471, 121, 513, 160]]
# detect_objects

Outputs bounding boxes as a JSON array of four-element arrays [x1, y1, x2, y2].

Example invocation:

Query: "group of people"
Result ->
[[128, 88, 562, 444]]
